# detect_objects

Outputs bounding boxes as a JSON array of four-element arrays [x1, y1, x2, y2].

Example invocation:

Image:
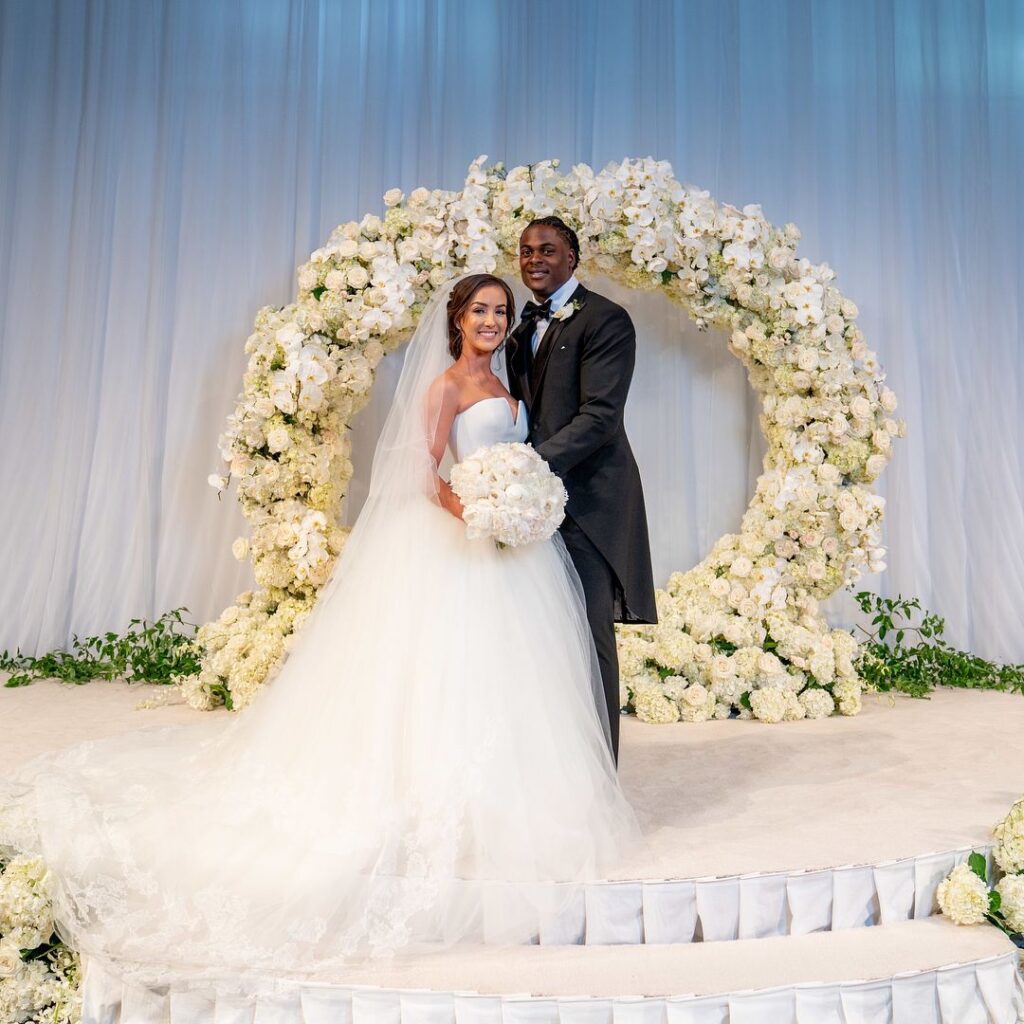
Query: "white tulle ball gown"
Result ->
[[0, 280, 642, 1002]]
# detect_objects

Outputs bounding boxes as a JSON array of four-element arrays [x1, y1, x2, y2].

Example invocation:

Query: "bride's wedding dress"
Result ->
[[0, 281, 640, 999]]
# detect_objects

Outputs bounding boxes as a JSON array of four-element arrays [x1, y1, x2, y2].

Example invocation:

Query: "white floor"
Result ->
[[7, 679, 1024, 879]]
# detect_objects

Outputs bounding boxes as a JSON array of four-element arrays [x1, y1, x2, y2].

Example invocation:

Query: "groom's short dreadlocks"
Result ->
[[525, 215, 580, 268]]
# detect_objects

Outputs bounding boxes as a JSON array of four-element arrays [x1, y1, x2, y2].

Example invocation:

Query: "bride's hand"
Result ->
[[442, 486, 464, 521]]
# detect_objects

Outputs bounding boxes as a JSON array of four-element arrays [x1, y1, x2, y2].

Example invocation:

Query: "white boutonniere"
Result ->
[[551, 299, 582, 322]]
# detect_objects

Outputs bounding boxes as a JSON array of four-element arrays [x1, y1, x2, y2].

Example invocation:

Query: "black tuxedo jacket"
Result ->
[[506, 283, 657, 625]]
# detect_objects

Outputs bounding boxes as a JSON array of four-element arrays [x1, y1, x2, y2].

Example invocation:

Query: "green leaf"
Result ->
[[968, 851, 989, 883], [740, 691, 752, 711], [19, 932, 63, 963]]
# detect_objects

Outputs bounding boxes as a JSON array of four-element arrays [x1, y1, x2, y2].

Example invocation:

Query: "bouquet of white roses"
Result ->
[[450, 442, 567, 548]]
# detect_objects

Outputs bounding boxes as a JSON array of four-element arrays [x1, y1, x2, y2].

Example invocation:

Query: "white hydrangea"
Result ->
[[993, 796, 1024, 874], [995, 873, 1024, 935], [749, 687, 803, 723], [937, 862, 990, 926], [799, 687, 836, 719], [633, 687, 680, 724]]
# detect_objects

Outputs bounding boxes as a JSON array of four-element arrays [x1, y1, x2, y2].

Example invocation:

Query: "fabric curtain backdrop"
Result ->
[[1, 0, 1021, 661]]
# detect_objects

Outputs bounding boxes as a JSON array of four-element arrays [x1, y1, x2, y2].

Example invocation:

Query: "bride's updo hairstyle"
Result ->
[[446, 274, 517, 359]]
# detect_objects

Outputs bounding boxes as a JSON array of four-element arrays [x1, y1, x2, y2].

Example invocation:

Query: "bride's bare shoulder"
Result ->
[[426, 368, 460, 416]]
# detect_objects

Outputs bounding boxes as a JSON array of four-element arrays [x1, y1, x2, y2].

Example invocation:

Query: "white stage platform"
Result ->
[[4, 680, 1024, 1022]]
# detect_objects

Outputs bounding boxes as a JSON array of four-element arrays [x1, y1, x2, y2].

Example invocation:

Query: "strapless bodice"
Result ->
[[450, 397, 528, 461]]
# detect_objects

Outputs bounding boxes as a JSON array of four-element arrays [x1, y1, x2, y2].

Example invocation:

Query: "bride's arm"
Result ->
[[425, 376, 464, 520]]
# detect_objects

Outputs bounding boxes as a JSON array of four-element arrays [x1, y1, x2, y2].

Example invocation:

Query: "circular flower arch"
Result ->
[[193, 156, 903, 721]]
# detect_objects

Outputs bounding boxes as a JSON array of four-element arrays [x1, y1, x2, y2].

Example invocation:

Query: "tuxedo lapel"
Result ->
[[530, 284, 587, 400], [507, 319, 535, 407]]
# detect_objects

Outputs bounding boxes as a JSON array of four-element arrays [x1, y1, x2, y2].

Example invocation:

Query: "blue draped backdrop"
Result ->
[[1, 0, 1021, 660]]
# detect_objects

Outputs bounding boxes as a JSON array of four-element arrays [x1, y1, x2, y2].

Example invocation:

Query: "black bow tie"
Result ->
[[521, 299, 552, 325]]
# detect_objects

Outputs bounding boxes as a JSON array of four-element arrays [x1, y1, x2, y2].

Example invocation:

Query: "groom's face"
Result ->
[[518, 225, 575, 299]]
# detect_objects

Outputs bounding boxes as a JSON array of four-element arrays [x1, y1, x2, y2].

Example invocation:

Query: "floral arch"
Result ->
[[194, 156, 903, 722]]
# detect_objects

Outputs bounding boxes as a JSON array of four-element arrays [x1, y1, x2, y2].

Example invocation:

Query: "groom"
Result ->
[[506, 216, 657, 763]]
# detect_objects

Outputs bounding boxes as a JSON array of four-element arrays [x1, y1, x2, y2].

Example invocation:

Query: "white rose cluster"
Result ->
[[450, 442, 567, 548], [201, 156, 899, 714], [0, 856, 80, 1023]]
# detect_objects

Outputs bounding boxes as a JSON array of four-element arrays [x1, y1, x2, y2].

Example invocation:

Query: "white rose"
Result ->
[[850, 395, 872, 421], [797, 347, 819, 372], [829, 414, 850, 436], [0, 942, 23, 977], [324, 269, 347, 293], [266, 426, 291, 453], [709, 655, 734, 682], [731, 555, 753, 578], [865, 454, 887, 478], [807, 560, 827, 581], [383, 188, 404, 207], [231, 538, 250, 561], [817, 463, 841, 485], [347, 265, 370, 289], [839, 508, 862, 532], [682, 683, 709, 707], [730, 330, 750, 353]]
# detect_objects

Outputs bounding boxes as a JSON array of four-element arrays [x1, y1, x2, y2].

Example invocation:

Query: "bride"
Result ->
[[0, 274, 641, 999]]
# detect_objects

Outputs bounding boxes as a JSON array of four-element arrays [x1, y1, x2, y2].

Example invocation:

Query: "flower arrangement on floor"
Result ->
[[937, 796, 1024, 944], [0, 855, 79, 1024], [183, 155, 904, 713]]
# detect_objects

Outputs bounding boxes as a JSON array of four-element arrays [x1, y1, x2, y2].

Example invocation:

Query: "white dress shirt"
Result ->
[[531, 274, 580, 355]]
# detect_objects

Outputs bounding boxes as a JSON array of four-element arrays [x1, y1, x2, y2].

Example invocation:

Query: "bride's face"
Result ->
[[459, 284, 509, 356]]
